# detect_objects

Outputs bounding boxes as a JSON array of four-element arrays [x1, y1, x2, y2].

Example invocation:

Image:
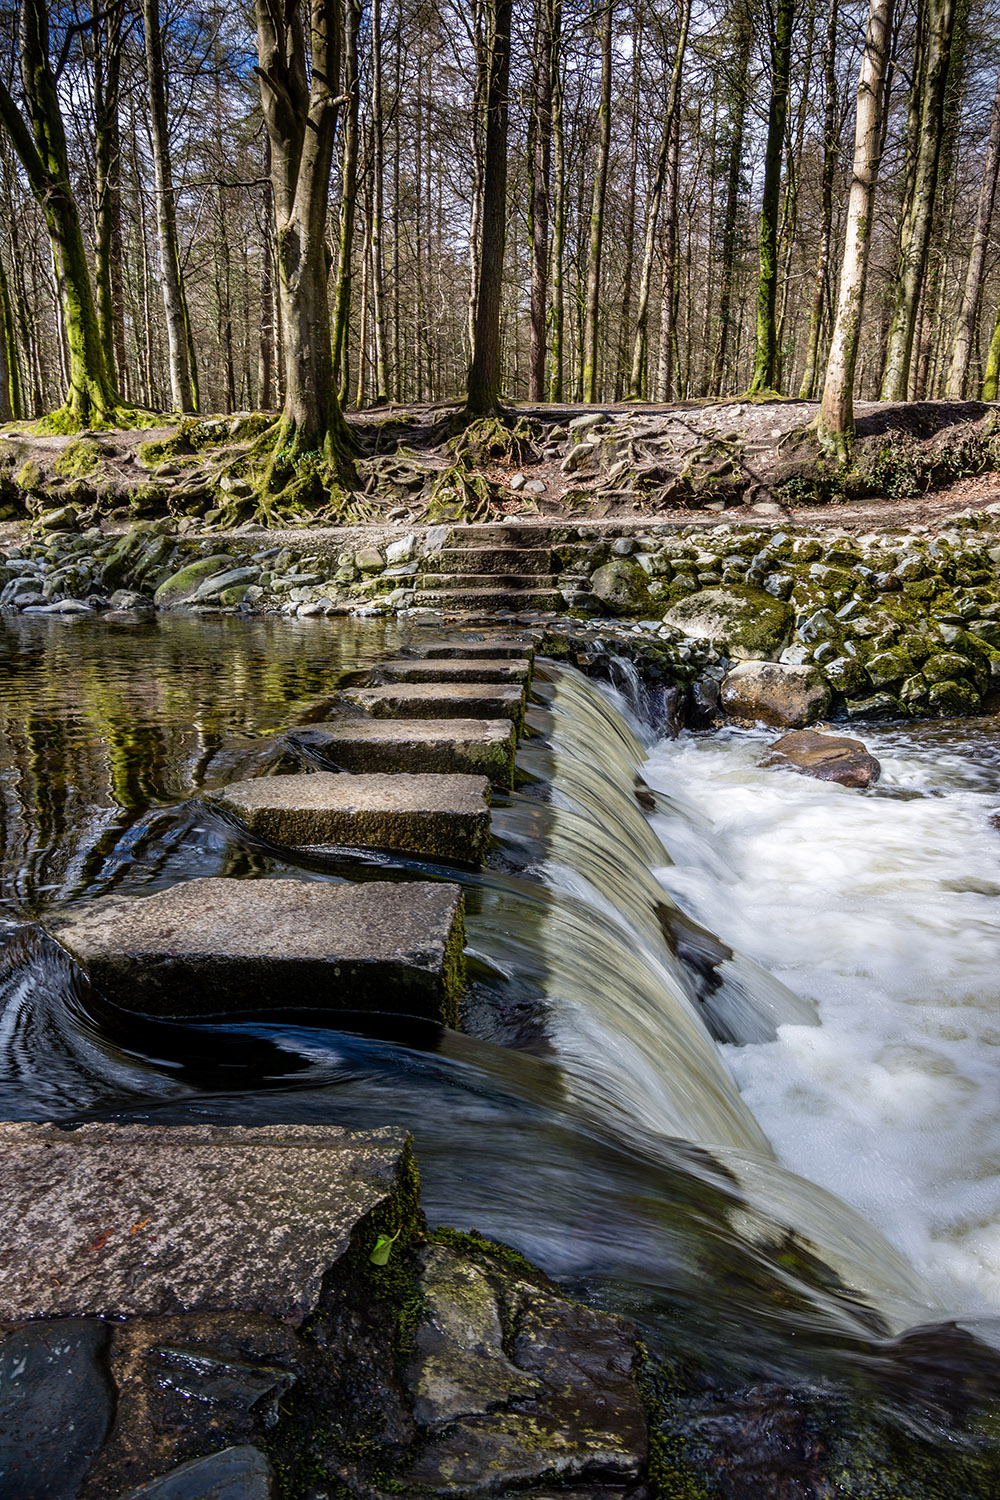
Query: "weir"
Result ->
[[0, 614, 999, 1495]]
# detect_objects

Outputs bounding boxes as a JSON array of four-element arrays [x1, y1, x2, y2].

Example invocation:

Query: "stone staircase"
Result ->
[[417, 524, 562, 613]]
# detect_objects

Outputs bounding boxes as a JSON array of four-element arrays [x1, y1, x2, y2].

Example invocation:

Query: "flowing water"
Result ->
[[2, 610, 999, 1489]]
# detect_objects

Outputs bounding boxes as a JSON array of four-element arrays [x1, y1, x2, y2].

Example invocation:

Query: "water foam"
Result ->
[[643, 723, 1000, 1316]]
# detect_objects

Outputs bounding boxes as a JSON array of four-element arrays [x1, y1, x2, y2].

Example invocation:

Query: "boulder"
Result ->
[[153, 555, 237, 609], [721, 661, 831, 728], [663, 586, 792, 659], [589, 559, 655, 616], [759, 729, 881, 788]]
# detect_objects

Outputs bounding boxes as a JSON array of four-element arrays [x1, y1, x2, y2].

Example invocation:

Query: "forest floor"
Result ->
[[2, 397, 1000, 535]]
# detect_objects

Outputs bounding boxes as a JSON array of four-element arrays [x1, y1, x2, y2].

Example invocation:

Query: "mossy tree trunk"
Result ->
[[143, 0, 196, 413], [945, 60, 1000, 398], [880, 0, 956, 401], [799, 0, 839, 399], [255, 0, 354, 480], [708, 0, 751, 396], [466, 0, 512, 415], [749, 0, 795, 394], [816, 0, 893, 460], [0, 0, 122, 427], [93, 0, 126, 393], [332, 0, 362, 405], [0, 252, 24, 421]]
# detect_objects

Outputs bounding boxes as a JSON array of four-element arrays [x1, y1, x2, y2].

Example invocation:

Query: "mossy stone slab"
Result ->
[[418, 637, 537, 660], [207, 771, 491, 864], [49, 876, 465, 1024], [377, 657, 532, 685], [344, 681, 526, 733], [0, 1121, 412, 1321], [288, 717, 517, 790]]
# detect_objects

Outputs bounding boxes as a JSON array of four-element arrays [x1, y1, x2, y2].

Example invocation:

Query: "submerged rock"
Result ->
[[721, 661, 831, 728], [760, 729, 881, 788]]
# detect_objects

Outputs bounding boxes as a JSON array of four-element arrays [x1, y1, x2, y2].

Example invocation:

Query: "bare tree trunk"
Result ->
[[370, 0, 389, 403], [582, 0, 612, 402], [94, 0, 125, 391], [655, 110, 681, 399], [749, 0, 795, 392], [255, 0, 354, 476], [143, 0, 196, 412], [467, 0, 511, 413], [332, 0, 362, 403], [0, 251, 23, 421], [817, 0, 894, 458], [946, 60, 1000, 397], [628, 0, 691, 398], [528, 0, 553, 400], [258, 144, 275, 410], [548, 18, 566, 401], [880, 0, 956, 399], [709, 0, 751, 395], [800, 0, 839, 398]]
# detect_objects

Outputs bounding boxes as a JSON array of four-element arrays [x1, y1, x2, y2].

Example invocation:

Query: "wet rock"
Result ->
[[721, 662, 831, 728], [49, 876, 466, 1024], [0, 1121, 413, 1321], [590, 560, 656, 616], [0, 1318, 113, 1500], [153, 556, 237, 609], [115, 1445, 273, 1499], [759, 730, 881, 788], [207, 770, 491, 864], [844, 691, 905, 720], [664, 586, 792, 660], [401, 1242, 647, 1495], [927, 678, 981, 715]]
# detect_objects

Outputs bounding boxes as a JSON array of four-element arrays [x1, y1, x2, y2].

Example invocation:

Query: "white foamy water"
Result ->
[[643, 721, 1000, 1317]]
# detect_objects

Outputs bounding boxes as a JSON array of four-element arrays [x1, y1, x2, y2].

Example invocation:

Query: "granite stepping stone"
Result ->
[[288, 717, 517, 789]]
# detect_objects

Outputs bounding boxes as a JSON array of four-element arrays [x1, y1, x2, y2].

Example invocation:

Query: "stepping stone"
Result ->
[[117, 1446, 273, 1500], [207, 771, 491, 864], [49, 877, 465, 1024], [0, 1121, 412, 1321], [418, 637, 537, 660], [343, 681, 526, 733], [288, 717, 517, 789], [376, 657, 532, 685]]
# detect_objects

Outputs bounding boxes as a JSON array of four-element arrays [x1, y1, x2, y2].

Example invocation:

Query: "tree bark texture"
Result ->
[[945, 60, 1000, 397], [582, 0, 612, 403], [799, 0, 839, 398], [749, 0, 794, 392], [817, 0, 893, 458], [467, 0, 511, 413]]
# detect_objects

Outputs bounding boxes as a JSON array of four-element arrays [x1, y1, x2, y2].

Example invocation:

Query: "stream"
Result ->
[[1, 611, 999, 1491]]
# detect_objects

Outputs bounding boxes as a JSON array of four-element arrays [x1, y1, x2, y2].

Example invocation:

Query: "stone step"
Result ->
[[343, 681, 526, 732], [447, 524, 549, 547], [417, 587, 563, 612], [418, 636, 537, 660], [288, 716, 517, 789], [0, 1120, 412, 1321], [435, 547, 554, 576], [377, 657, 532, 686], [207, 770, 491, 864], [418, 573, 559, 591], [50, 876, 466, 1025]]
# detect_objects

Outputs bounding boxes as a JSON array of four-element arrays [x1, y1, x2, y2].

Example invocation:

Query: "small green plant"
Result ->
[[369, 1229, 403, 1266]]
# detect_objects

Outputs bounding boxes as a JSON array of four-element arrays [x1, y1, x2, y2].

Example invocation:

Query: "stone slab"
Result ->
[[49, 877, 465, 1023], [418, 637, 537, 660], [206, 771, 491, 864], [0, 1121, 410, 1321], [288, 717, 517, 790], [343, 681, 526, 733], [377, 657, 532, 685]]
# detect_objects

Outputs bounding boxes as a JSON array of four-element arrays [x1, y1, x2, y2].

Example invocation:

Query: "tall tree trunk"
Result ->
[[799, 0, 839, 398], [548, 19, 566, 401], [628, 0, 691, 398], [817, 0, 894, 458], [614, 13, 642, 399], [880, 0, 956, 400], [982, 298, 1000, 399], [258, 143, 275, 410], [749, 0, 795, 392], [946, 60, 1000, 397], [370, 0, 389, 403], [582, 0, 612, 402], [332, 0, 362, 402], [143, 0, 196, 412], [255, 0, 354, 473], [467, 0, 511, 413], [709, 0, 751, 395], [655, 110, 681, 399], [0, 0, 120, 425], [528, 0, 553, 401], [94, 0, 125, 390], [0, 251, 23, 421]]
